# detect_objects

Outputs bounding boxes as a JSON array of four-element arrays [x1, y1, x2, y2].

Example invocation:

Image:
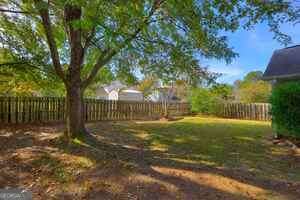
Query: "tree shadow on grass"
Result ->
[[1, 119, 300, 199], [54, 120, 300, 199]]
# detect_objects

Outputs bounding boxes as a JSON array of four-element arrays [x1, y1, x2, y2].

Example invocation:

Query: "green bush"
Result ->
[[270, 81, 300, 138], [189, 88, 221, 115]]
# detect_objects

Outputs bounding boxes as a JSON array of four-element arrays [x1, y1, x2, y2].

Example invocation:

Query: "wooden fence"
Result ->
[[0, 97, 190, 124], [219, 102, 271, 121]]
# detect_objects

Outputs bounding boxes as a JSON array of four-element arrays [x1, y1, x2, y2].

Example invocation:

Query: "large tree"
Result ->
[[0, 0, 297, 139]]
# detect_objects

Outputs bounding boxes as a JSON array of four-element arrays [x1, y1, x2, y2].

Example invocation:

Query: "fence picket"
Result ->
[[0, 96, 189, 124], [220, 102, 271, 121]]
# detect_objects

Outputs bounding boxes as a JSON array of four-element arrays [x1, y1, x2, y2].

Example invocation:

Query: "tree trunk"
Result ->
[[65, 84, 87, 139]]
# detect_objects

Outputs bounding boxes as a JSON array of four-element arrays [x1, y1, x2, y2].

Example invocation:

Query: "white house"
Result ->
[[95, 81, 144, 101], [117, 89, 144, 101]]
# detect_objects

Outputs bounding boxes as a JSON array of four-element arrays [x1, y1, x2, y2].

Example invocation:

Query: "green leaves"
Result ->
[[235, 71, 271, 103], [189, 87, 220, 115], [0, 0, 298, 96], [271, 81, 300, 138]]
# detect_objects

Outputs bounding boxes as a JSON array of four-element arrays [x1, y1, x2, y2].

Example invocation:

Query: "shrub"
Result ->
[[270, 81, 300, 138], [189, 88, 221, 115]]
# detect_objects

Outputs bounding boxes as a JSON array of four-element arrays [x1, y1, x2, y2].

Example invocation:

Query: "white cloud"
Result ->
[[206, 60, 245, 84], [209, 65, 243, 76]]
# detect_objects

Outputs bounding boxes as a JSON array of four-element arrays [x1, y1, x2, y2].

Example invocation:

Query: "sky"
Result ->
[[205, 22, 300, 84]]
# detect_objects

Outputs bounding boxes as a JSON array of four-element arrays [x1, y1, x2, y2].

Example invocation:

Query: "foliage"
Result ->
[[138, 77, 201, 102], [0, 0, 298, 95], [189, 83, 233, 114], [137, 76, 159, 99], [234, 71, 271, 103], [243, 71, 264, 82], [189, 87, 221, 115], [270, 81, 300, 138], [210, 83, 233, 100], [238, 81, 271, 103], [84, 67, 116, 97], [0, 49, 65, 96], [173, 79, 190, 101]]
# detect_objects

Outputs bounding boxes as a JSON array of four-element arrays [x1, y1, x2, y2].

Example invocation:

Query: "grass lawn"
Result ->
[[1, 117, 300, 199]]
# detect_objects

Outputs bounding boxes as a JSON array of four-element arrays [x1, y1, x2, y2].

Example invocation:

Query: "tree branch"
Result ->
[[83, 27, 96, 54], [81, 0, 165, 88], [0, 8, 35, 15], [34, 0, 66, 83], [117, 0, 165, 50], [82, 1, 102, 54], [81, 48, 116, 89], [0, 61, 57, 78]]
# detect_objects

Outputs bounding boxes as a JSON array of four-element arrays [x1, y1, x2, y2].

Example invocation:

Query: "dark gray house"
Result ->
[[263, 45, 300, 137], [263, 45, 300, 82]]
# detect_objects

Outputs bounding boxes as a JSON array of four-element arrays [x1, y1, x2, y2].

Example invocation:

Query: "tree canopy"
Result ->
[[0, 0, 298, 90]]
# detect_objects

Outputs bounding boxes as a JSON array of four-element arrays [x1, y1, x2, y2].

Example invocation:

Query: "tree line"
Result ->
[[188, 70, 271, 114]]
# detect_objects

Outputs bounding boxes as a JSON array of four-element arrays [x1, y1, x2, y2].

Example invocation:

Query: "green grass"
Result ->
[[6, 116, 300, 199], [99, 117, 300, 182]]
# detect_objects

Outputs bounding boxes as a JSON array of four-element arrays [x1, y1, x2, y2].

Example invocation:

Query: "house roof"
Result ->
[[263, 45, 300, 80], [99, 81, 143, 94], [103, 80, 126, 93], [121, 89, 142, 94]]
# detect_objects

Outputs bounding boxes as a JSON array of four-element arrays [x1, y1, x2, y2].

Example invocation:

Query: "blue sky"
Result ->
[[205, 22, 300, 84]]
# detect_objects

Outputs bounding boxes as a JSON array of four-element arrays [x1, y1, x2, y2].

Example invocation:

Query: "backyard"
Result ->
[[1, 117, 300, 199]]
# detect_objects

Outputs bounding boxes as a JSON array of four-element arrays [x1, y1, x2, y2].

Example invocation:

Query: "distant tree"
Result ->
[[238, 81, 271, 103], [243, 71, 263, 82], [137, 76, 159, 100], [210, 83, 233, 101], [234, 71, 271, 103], [189, 83, 233, 115], [189, 87, 219, 115], [0, 0, 297, 139], [173, 80, 189, 101]]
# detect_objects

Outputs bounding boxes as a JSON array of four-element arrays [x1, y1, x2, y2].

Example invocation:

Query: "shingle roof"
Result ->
[[263, 45, 300, 80]]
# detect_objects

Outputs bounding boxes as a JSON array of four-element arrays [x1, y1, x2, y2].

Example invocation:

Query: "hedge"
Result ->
[[270, 81, 300, 138]]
